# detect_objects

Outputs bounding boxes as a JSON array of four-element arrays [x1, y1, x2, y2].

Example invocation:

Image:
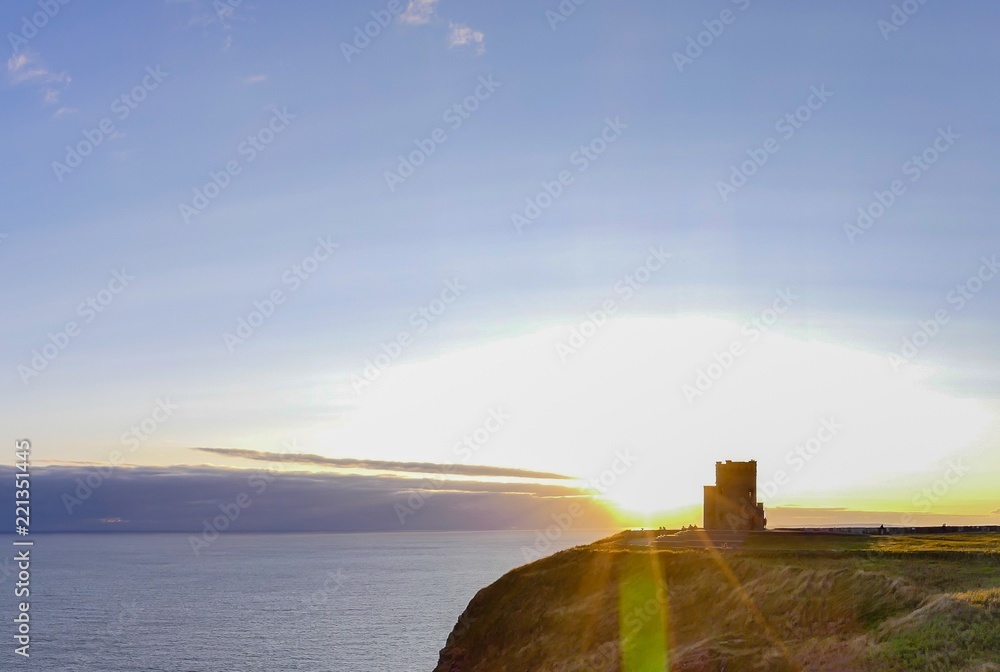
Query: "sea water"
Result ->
[[0, 530, 610, 671]]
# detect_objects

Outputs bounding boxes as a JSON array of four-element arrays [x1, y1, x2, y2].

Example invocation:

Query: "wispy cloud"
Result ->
[[192, 446, 573, 480], [992, 508, 1000, 515], [7, 51, 70, 86], [399, 0, 439, 25], [51, 106, 78, 118], [179, 0, 236, 30], [241, 73, 267, 85], [215, 2, 236, 29], [447, 22, 485, 55], [7, 51, 72, 111], [397, 1, 484, 56], [171, 0, 246, 50]]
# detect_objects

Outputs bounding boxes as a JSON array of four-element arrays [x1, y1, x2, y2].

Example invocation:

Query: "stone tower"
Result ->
[[703, 460, 766, 531]]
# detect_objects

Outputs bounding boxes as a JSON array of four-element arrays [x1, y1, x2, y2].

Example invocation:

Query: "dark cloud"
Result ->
[[0, 465, 615, 533], [192, 446, 573, 480]]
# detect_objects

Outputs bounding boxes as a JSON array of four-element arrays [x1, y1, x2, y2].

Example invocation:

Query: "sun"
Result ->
[[598, 490, 700, 528]]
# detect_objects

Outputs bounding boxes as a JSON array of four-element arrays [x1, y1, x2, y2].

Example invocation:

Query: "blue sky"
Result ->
[[2, 1, 999, 526]]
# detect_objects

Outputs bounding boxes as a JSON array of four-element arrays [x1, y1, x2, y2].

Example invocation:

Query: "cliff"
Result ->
[[432, 532, 1000, 672]]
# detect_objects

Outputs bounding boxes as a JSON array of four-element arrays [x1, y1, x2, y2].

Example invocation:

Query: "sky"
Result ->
[[2, 0, 999, 531]]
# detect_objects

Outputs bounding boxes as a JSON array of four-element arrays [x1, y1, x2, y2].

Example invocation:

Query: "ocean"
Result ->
[[0, 530, 611, 671]]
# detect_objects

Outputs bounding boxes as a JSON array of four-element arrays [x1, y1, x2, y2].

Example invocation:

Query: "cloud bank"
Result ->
[[2, 466, 612, 533]]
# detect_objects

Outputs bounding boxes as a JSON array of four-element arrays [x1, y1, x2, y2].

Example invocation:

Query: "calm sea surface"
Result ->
[[0, 530, 610, 671]]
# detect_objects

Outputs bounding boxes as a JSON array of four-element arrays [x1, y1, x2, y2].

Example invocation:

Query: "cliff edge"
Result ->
[[432, 532, 1000, 672]]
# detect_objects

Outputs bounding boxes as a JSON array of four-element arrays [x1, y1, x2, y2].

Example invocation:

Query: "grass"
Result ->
[[872, 534, 1000, 553], [741, 531, 1000, 554], [432, 532, 1000, 672], [873, 602, 1000, 671]]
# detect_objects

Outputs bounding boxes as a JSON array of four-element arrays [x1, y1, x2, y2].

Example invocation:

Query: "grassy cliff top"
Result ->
[[433, 532, 1000, 672]]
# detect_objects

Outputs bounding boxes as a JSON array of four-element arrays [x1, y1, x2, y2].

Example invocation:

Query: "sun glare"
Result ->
[[302, 316, 994, 516]]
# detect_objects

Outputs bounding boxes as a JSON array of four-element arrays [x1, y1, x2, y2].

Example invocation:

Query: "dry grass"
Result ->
[[954, 587, 1000, 611]]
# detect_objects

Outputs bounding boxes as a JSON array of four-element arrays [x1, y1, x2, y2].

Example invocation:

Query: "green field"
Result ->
[[433, 532, 1000, 671]]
